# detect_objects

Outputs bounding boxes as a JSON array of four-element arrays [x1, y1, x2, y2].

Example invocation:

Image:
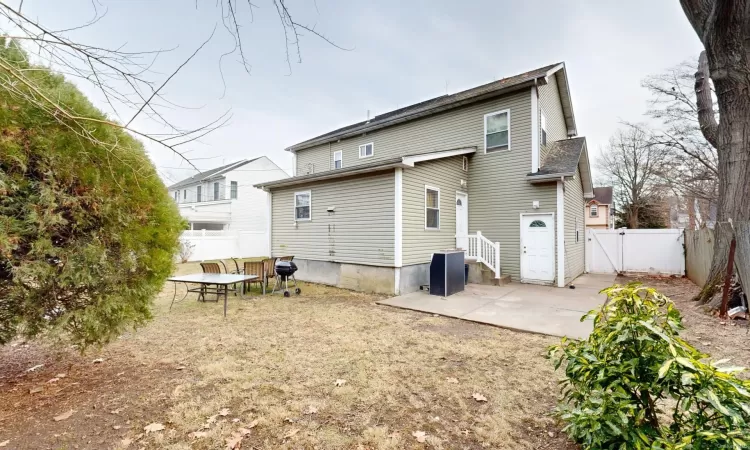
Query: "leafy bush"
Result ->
[[0, 39, 184, 348], [549, 283, 750, 449]]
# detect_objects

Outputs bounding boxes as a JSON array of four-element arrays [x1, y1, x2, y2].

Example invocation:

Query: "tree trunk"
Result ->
[[680, 1, 750, 305]]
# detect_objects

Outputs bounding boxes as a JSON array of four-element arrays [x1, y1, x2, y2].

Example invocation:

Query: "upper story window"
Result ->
[[541, 112, 547, 146], [196, 185, 202, 202], [230, 181, 238, 199], [333, 150, 343, 169], [484, 110, 510, 153], [425, 186, 440, 230], [295, 191, 311, 221], [213, 182, 220, 200], [590, 203, 599, 217], [359, 143, 374, 158]]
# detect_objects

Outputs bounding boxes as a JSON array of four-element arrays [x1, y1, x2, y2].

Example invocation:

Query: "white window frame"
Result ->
[[183, 189, 187, 200], [590, 203, 598, 217], [196, 185, 202, 202], [424, 185, 440, 230], [173, 191, 178, 201], [230, 181, 238, 199], [294, 190, 312, 222], [462, 156, 468, 171], [333, 150, 343, 169], [213, 182, 220, 200], [541, 111, 547, 147], [359, 142, 374, 159], [484, 109, 511, 153]]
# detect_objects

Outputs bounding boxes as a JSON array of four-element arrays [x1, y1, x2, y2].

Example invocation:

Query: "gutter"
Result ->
[[526, 172, 575, 182]]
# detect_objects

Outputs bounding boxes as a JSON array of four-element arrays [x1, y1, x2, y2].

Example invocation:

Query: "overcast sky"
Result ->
[[17, 0, 703, 185]]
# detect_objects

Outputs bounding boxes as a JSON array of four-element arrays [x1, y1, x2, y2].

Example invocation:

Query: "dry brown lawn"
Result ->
[[0, 262, 574, 450]]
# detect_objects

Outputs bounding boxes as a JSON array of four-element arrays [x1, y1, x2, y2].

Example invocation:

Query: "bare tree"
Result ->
[[0, 0, 346, 172], [641, 61, 719, 220], [597, 126, 670, 229], [679, 0, 750, 304]]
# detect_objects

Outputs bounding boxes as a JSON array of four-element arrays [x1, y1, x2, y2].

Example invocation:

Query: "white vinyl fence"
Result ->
[[180, 230, 268, 261], [586, 228, 685, 276]]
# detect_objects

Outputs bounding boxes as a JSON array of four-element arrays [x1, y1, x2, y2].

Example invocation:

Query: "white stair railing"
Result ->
[[463, 231, 501, 279]]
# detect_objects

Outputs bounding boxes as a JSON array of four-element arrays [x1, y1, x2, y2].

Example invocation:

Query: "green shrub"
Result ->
[[548, 282, 750, 449], [0, 39, 184, 348]]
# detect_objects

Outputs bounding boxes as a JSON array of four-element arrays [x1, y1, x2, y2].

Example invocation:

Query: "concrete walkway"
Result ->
[[377, 273, 617, 339]]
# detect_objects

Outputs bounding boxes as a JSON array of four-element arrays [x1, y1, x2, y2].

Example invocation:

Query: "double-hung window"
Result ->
[[183, 189, 187, 200], [359, 143, 374, 158], [295, 191, 311, 221], [541, 112, 547, 146], [196, 185, 202, 202], [230, 181, 238, 199], [333, 150, 343, 169], [213, 182, 220, 200], [425, 186, 440, 230], [484, 110, 510, 152], [590, 203, 598, 217]]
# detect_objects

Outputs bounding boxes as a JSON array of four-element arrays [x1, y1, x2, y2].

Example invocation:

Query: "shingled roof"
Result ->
[[530, 137, 587, 177], [287, 62, 577, 152], [591, 187, 613, 205], [167, 158, 260, 190]]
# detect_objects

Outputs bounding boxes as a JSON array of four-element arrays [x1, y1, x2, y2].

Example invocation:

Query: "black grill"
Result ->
[[275, 261, 298, 279]]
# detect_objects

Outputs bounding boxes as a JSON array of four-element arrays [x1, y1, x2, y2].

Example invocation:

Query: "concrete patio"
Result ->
[[377, 273, 617, 339]]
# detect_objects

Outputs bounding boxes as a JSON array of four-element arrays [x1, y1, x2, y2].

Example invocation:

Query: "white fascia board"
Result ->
[[526, 173, 575, 183], [401, 147, 476, 167]]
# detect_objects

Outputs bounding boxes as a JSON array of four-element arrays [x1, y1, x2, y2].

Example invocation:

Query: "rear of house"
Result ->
[[257, 63, 593, 294]]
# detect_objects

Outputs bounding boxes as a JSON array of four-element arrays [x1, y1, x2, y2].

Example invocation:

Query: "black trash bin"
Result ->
[[429, 250, 465, 296]]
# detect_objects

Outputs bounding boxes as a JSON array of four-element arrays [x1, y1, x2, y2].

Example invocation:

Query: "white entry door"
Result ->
[[521, 214, 555, 282], [455, 192, 468, 250]]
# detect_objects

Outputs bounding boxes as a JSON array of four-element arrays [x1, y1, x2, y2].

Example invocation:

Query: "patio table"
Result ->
[[168, 273, 259, 317]]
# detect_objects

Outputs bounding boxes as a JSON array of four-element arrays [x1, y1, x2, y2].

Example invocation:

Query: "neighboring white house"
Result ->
[[168, 157, 289, 261]]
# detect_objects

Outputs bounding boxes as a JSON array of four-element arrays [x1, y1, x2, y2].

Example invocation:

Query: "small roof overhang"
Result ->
[[256, 147, 476, 190], [526, 137, 593, 197]]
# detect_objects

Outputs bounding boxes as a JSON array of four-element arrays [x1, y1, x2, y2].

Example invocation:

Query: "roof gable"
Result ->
[[167, 158, 260, 190], [288, 62, 578, 152]]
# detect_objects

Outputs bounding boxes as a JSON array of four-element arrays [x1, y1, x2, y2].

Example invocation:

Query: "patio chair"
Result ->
[[278, 255, 294, 262], [198, 262, 222, 302], [262, 257, 277, 292], [230, 258, 243, 274], [243, 261, 266, 294]]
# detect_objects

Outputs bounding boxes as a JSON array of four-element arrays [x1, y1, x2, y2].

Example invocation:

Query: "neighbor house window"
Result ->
[[213, 182, 220, 200], [541, 112, 547, 146], [230, 181, 238, 199], [196, 185, 202, 202], [333, 150, 343, 169], [295, 191, 311, 221], [590, 203, 598, 217], [462, 156, 468, 171], [173, 191, 178, 201], [425, 186, 440, 229], [359, 143, 374, 158], [183, 189, 187, 200], [484, 110, 510, 152]]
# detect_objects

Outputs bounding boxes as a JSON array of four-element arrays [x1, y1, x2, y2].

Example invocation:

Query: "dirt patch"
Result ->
[[617, 275, 750, 370]]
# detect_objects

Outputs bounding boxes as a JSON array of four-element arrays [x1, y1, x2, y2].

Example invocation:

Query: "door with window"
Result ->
[[521, 214, 555, 282], [455, 193, 468, 250]]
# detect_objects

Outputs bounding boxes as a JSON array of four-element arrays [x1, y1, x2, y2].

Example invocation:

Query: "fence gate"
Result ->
[[586, 228, 685, 276]]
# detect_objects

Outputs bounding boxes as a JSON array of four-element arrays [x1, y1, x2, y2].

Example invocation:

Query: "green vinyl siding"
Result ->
[[271, 172, 395, 266], [538, 73, 568, 161], [564, 169, 586, 283], [402, 156, 467, 265]]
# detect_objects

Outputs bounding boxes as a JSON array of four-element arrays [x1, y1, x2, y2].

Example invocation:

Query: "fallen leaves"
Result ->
[[472, 393, 488, 402], [47, 377, 60, 384], [143, 422, 165, 433], [189, 431, 208, 439], [246, 419, 259, 428], [334, 379, 347, 387], [225, 426, 254, 449], [446, 377, 459, 384], [29, 386, 43, 394], [283, 428, 300, 439], [26, 364, 43, 372], [412, 430, 427, 443], [53, 410, 75, 421], [92, 358, 104, 364], [0, 440, 9, 447], [219, 408, 230, 416], [119, 438, 132, 448], [304, 405, 318, 415]]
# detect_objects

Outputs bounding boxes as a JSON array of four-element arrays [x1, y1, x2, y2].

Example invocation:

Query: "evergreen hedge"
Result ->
[[0, 39, 184, 348]]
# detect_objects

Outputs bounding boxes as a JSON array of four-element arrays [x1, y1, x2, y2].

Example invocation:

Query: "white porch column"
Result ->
[[556, 180, 565, 287]]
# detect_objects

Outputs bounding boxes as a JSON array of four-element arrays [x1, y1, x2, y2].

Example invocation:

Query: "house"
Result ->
[[585, 187, 614, 230], [168, 157, 288, 260], [256, 63, 593, 294]]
